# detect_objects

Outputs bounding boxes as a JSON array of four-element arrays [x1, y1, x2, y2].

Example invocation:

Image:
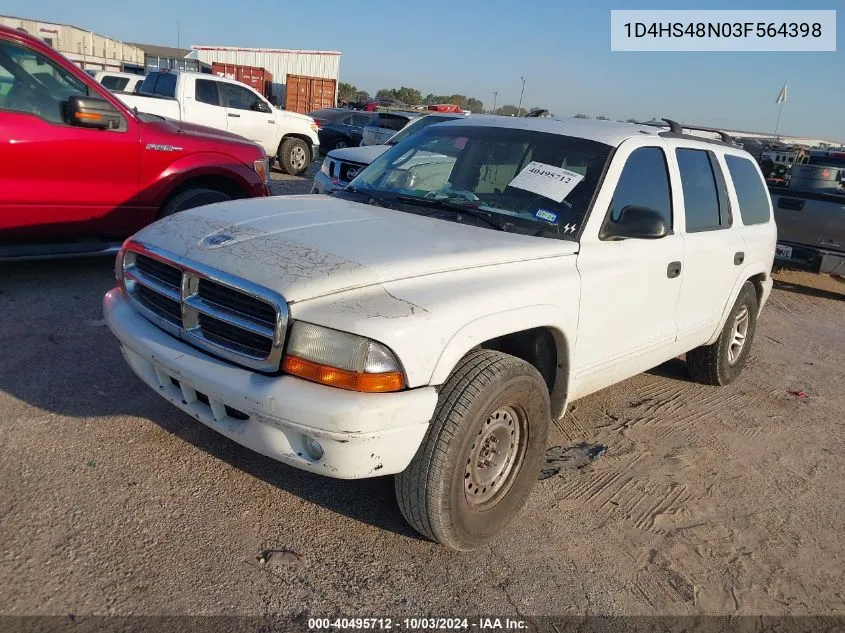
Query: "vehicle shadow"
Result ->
[[645, 357, 691, 382], [773, 277, 844, 301], [0, 258, 424, 542]]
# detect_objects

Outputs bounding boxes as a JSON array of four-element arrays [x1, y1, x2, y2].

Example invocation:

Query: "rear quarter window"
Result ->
[[724, 155, 771, 225]]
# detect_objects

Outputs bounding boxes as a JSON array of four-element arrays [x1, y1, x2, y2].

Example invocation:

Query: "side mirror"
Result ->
[[601, 205, 669, 240], [66, 95, 122, 130], [252, 100, 271, 113]]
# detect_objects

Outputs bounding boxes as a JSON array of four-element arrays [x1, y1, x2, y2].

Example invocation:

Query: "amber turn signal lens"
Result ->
[[283, 355, 405, 393], [74, 112, 102, 120]]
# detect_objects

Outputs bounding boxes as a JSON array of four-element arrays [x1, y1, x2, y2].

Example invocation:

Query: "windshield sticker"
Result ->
[[508, 161, 584, 203], [534, 209, 559, 224]]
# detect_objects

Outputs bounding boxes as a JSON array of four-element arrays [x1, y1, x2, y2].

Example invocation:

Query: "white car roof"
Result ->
[[436, 115, 663, 147]]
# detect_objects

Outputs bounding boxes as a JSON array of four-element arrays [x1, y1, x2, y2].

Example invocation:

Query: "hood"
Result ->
[[130, 195, 578, 303], [277, 108, 315, 123], [327, 144, 390, 164]]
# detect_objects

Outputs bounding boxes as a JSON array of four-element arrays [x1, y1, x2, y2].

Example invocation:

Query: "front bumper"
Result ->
[[312, 169, 345, 195], [104, 288, 437, 479]]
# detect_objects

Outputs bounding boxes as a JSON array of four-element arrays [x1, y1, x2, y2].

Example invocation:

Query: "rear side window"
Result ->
[[195, 79, 220, 106], [676, 148, 729, 232], [139, 72, 176, 97], [724, 155, 771, 225], [375, 114, 411, 132], [100, 76, 129, 91], [609, 147, 673, 229]]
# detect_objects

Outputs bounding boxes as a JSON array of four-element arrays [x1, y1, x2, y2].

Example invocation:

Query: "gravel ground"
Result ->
[[1, 168, 843, 620]]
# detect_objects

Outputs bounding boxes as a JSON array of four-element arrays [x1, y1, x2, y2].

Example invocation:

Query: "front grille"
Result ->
[[338, 161, 364, 183], [135, 284, 182, 325], [197, 279, 276, 327], [135, 254, 181, 290], [122, 244, 289, 372], [197, 313, 273, 358]]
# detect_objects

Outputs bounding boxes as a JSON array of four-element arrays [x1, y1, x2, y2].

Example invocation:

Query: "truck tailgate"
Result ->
[[770, 188, 845, 253], [116, 93, 181, 121]]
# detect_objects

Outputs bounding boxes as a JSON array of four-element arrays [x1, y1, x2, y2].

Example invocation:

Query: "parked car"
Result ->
[[93, 70, 145, 94], [117, 70, 320, 175], [313, 113, 466, 194], [104, 116, 776, 549], [308, 108, 376, 151], [769, 149, 845, 276], [364, 97, 407, 112], [0, 26, 269, 260], [360, 111, 425, 146]]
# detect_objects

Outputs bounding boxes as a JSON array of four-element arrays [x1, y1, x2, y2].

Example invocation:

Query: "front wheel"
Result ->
[[278, 137, 310, 176], [687, 281, 759, 385], [159, 187, 231, 218], [333, 138, 350, 150], [395, 349, 550, 550]]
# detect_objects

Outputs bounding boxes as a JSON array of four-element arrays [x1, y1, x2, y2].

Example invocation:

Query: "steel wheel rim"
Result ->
[[464, 405, 527, 508], [291, 146, 307, 170], [728, 304, 750, 365]]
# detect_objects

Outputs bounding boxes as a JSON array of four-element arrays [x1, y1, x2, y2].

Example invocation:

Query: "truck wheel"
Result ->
[[395, 349, 550, 550], [160, 188, 231, 218], [278, 138, 310, 175], [333, 138, 350, 150], [687, 281, 759, 386]]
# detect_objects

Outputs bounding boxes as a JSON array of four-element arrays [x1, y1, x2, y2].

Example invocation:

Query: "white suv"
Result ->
[[104, 116, 776, 550]]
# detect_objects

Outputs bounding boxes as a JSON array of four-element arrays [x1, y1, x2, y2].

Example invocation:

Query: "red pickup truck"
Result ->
[[0, 26, 269, 260]]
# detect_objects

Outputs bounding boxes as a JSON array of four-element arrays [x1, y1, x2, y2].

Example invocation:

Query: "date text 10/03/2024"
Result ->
[[307, 617, 528, 630]]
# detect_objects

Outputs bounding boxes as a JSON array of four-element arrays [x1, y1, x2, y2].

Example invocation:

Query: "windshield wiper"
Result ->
[[345, 186, 394, 209], [391, 195, 509, 231]]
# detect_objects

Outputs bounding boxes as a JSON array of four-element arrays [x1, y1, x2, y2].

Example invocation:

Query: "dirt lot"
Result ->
[[1, 165, 843, 619]]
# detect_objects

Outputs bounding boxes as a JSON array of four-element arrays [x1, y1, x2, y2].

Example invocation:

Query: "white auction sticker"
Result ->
[[507, 162, 584, 203]]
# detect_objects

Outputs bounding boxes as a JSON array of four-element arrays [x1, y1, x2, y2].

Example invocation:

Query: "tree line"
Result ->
[[338, 83, 650, 121]]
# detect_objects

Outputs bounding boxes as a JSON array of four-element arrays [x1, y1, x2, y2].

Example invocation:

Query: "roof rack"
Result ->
[[637, 118, 739, 147]]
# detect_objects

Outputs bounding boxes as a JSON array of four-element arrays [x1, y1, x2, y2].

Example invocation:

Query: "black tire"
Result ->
[[333, 138, 351, 150], [687, 281, 759, 386], [278, 137, 310, 175], [395, 349, 550, 550], [159, 188, 231, 218]]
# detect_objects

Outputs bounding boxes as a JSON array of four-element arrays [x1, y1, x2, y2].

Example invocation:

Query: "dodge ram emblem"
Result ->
[[203, 234, 235, 247]]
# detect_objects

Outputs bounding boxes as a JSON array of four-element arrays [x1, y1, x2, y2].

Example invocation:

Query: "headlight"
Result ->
[[253, 158, 269, 185], [320, 157, 331, 177], [282, 322, 405, 393]]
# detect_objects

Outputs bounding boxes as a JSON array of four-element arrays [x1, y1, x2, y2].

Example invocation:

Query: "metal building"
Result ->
[[0, 14, 144, 72], [189, 45, 341, 107]]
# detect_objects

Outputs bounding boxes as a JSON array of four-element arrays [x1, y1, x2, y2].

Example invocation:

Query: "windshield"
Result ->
[[348, 124, 612, 240], [387, 115, 461, 146], [809, 154, 845, 168]]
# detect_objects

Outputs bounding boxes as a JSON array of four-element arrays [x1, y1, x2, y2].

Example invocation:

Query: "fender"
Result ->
[[428, 304, 576, 419], [704, 262, 770, 346], [139, 152, 263, 208]]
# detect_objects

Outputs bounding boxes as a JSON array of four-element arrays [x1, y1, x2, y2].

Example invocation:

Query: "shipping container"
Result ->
[[284, 74, 336, 114], [191, 45, 340, 106], [212, 63, 274, 100]]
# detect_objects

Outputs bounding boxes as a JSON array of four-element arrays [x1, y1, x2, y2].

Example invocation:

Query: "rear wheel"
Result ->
[[687, 281, 759, 385], [278, 137, 310, 175], [159, 188, 231, 218], [395, 349, 550, 550], [333, 138, 350, 150]]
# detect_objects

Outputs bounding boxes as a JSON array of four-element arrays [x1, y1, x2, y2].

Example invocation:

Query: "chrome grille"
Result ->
[[122, 243, 289, 372]]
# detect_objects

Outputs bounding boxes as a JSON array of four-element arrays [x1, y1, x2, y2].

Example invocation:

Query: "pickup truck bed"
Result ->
[[770, 187, 845, 275]]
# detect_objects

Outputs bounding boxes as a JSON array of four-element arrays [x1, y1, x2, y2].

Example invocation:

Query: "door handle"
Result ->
[[667, 261, 682, 278], [228, 113, 240, 118], [734, 251, 745, 265]]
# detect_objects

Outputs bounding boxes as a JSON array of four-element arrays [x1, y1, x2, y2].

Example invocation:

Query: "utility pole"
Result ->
[[492, 91, 498, 113], [517, 77, 526, 117]]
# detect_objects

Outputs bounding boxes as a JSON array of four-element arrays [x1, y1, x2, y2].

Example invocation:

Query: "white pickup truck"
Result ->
[[117, 70, 320, 175], [104, 116, 776, 550]]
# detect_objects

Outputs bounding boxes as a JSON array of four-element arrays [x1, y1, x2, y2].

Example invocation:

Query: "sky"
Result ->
[[5, 0, 843, 141]]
